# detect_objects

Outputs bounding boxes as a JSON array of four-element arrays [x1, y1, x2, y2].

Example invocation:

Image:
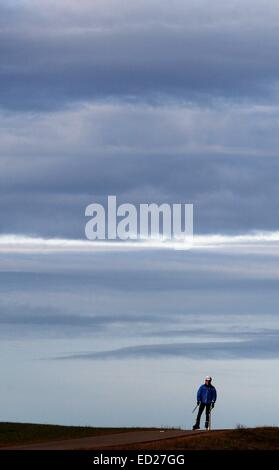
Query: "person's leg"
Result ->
[[205, 404, 211, 429], [193, 403, 205, 429]]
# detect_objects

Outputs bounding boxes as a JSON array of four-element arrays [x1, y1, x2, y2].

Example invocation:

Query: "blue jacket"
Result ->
[[197, 384, 217, 404]]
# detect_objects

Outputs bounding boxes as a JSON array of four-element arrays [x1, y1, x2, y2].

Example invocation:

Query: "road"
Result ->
[[1, 429, 204, 450]]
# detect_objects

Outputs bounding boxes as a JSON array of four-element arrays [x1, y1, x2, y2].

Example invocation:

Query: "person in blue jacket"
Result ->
[[193, 376, 217, 430]]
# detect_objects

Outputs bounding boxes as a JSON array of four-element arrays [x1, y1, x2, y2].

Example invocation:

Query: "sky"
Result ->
[[1, 0, 279, 429]]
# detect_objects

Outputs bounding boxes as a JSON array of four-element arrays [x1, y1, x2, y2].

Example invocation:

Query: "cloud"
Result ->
[[0, 232, 279, 253], [2, 1, 279, 236], [54, 333, 279, 361], [1, 1, 279, 110], [1, 101, 279, 236]]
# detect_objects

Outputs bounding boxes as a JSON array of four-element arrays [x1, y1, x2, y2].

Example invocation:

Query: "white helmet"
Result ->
[[205, 376, 212, 381]]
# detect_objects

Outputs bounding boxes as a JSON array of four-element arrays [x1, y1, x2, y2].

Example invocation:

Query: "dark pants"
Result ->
[[196, 403, 211, 425]]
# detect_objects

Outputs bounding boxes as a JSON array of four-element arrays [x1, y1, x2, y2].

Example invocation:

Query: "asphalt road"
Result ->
[[1, 429, 204, 450]]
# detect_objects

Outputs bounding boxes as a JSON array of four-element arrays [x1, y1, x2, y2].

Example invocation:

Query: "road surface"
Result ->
[[1, 429, 204, 450]]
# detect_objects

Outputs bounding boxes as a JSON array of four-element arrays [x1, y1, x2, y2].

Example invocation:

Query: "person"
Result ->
[[192, 376, 217, 430]]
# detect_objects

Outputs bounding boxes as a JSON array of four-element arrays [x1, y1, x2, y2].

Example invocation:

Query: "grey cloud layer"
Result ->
[[1, 102, 279, 235], [1, 1, 279, 236], [1, 1, 279, 109], [1, 250, 278, 346], [55, 336, 279, 361]]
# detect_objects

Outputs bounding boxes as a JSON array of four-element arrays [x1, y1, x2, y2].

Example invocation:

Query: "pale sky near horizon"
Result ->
[[1, 248, 279, 428], [1, 0, 279, 428]]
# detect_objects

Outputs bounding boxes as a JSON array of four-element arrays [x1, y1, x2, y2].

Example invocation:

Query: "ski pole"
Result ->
[[192, 404, 199, 413], [208, 404, 213, 430]]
